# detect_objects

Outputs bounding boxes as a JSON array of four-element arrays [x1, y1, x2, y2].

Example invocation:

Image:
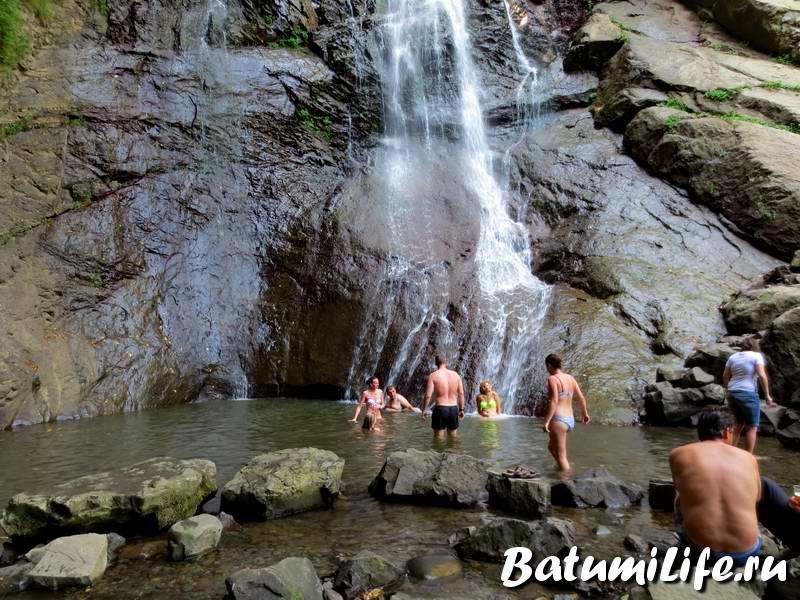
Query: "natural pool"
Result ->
[[2, 398, 799, 598]]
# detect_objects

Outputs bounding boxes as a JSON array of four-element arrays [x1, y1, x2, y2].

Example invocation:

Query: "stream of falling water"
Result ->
[[345, 0, 550, 410]]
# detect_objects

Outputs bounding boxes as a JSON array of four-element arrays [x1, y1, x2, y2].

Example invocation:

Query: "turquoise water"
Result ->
[[1, 398, 798, 598]]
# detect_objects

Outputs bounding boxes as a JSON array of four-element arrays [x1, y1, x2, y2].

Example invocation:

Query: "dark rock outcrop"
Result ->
[[550, 467, 643, 508], [226, 557, 323, 600], [762, 307, 800, 408], [648, 479, 676, 512], [0, 0, 380, 429], [453, 517, 575, 563], [625, 107, 800, 261], [221, 448, 343, 520], [369, 450, 489, 507], [0, 457, 216, 546], [333, 551, 405, 599], [486, 471, 550, 516], [683, 0, 800, 64]]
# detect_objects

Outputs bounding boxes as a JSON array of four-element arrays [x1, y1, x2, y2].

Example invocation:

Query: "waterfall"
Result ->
[[345, 0, 550, 410]]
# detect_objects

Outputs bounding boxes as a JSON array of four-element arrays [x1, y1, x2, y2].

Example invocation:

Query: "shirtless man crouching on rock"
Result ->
[[421, 355, 465, 439], [385, 386, 421, 412], [670, 409, 800, 566]]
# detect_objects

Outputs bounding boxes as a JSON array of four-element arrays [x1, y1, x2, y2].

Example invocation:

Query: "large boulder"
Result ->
[[0, 457, 217, 545], [721, 286, 800, 334], [682, 0, 800, 65], [0, 562, 33, 594], [760, 403, 787, 436], [167, 514, 222, 561], [563, 12, 624, 72], [486, 472, 550, 516], [453, 517, 575, 563], [551, 467, 643, 508], [625, 107, 800, 260], [762, 307, 800, 407], [28, 533, 107, 590], [226, 557, 323, 600], [642, 381, 723, 425], [333, 551, 405, 599], [221, 448, 344, 520], [368, 449, 489, 507], [684, 343, 737, 381], [648, 479, 676, 512]]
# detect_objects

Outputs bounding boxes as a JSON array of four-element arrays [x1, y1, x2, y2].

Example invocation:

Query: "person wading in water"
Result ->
[[476, 379, 502, 418], [722, 337, 775, 453], [543, 353, 590, 472], [350, 376, 385, 430], [421, 355, 465, 439]]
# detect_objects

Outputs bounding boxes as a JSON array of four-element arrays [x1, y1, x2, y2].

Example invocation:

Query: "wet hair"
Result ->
[[435, 355, 446, 368], [387, 385, 396, 393], [362, 413, 376, 431], [369, 376, 379, 385], [545, 353, 562, 370], [697, 410, 733, 441], [479, 379, 492, 395], [740, 337, 760, 352]]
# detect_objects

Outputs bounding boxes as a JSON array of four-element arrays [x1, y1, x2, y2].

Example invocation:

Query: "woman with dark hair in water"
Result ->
[[349, 376, 385, 431], [543, 354, 590, 472]]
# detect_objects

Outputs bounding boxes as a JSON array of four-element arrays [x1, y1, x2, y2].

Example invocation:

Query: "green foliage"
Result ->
[[707, 182, 716, 195], [87, 272, 104, 288], [773, 54, 795, 66], [704, 88, 732, 102], [720, 111, 800, 135], [65, 114, 86, 126], [269, 25, 308, 49], [262, 13, 274, 27], [759, 80, 800, 93], [0, 0, 28, 71], [610, 17, 629, 42], [1, 114, 32, 137], [26, 0, 54, 23], [709, 42, 741, 56], [295, 106, 333, 140], [91, 0, 109, 16], [662, 98, 689, 112], [71, 186, 92, 210], [0, 221, 37, 246], [664, 114, 685, 133]]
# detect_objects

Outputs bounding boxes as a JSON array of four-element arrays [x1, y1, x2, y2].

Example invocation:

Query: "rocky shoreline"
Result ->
[[1, 448, 795, 598]]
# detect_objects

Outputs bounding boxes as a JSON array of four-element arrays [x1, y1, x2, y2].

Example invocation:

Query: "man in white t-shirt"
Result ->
[[722, 338, 775, 453]]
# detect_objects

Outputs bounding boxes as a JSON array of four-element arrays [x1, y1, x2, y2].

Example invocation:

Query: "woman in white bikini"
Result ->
[[349, 376, 385, 431], [543, 354, 590, 472]]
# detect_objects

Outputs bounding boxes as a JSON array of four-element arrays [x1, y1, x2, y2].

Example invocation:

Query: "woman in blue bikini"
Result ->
[[543, 354, 590, 472]]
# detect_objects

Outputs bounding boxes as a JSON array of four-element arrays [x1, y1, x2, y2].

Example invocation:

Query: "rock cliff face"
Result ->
[[0, 0, 793, 427], [0, 0, 378, 427]]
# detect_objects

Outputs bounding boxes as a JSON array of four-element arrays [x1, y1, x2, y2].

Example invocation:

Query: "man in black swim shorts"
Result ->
[[421, 355, 465, 439]]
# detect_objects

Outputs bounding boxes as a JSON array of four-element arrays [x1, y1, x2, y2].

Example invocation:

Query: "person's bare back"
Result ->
[[430, 368, 461, 407], [670, 439, 760, 552], [421, 356, 465, 437]]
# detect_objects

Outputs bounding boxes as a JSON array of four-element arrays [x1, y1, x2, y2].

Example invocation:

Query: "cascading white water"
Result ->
[[345, 0, 550, 410]]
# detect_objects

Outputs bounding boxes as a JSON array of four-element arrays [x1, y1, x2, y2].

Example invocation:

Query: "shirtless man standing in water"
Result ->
[[421, 355, 465, 439]]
